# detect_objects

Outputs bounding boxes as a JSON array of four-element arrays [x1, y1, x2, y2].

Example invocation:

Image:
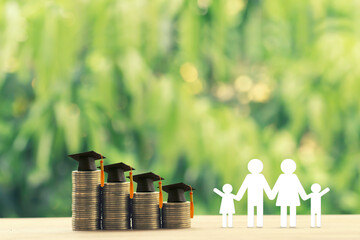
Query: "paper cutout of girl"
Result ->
[[213, 184, 238, 227]]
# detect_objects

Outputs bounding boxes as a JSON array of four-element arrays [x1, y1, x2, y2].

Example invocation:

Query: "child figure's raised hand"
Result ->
[[213, 188, 224, 197]]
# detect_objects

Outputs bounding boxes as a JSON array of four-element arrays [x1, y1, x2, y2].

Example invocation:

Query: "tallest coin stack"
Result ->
[[69, 151, 104, 231]]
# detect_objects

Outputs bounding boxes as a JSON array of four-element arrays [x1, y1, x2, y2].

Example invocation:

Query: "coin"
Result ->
[[132, 192, 161, 230], [102, 182, 130, 230], [72, 170, 101, 231], [162, 201, 191, 229]]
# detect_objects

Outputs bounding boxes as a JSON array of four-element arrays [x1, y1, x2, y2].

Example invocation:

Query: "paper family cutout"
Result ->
[[213, 159, 330, 228]]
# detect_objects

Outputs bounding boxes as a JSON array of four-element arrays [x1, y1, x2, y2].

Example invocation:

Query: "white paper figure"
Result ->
[[235, 159, 272, 227], [307, 183, 330, 228], [271, 159, 308, 228], [213, 184, 237, 227]]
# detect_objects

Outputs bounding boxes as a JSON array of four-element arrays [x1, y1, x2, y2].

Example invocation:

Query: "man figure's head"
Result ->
[[248, 159, 263, 174]]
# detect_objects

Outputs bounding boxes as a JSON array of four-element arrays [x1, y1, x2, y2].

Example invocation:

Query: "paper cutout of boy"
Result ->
[[307, 183, 330, 227], [235, 159, 273, 227]]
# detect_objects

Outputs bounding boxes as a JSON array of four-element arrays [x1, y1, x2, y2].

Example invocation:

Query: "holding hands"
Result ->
[[213, 159, 330, 228]]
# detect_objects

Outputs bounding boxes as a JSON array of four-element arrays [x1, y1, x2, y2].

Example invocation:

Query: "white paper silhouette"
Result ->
[[307, 183, 330, 227], [271, 159, 308, 228], [235, 159, 272, 227], [213, 184, 237, 227]]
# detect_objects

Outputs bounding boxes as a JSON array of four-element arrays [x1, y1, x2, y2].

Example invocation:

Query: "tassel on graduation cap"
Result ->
[[129, 167, 134, 199], [100, 154, 104, 187], [190, 185, 194, 218], [159, 176, 163, 209]]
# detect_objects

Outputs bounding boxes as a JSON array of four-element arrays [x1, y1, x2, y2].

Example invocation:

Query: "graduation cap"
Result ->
[[128, 172, 164, 192], [162, 183, 195, 202], [69, 151, 106, 171], [97, 162, 134, 182]]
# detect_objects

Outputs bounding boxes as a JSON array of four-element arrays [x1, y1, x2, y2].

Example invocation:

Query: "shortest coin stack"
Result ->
[[72, 170, 101, 231], [132, 192, 160, 229], [103, 182, 130, 230], [162, 202, 191, 229]]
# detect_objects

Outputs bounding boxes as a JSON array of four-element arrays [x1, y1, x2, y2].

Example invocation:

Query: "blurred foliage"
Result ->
[[0, 0, 360, 217]]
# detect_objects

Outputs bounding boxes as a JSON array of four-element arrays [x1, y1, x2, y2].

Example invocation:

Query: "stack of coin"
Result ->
[[162, 202, 191, 229], [102, 182, 130, 230], [72, 170, 100, 231], [132, 192, 160, 229]]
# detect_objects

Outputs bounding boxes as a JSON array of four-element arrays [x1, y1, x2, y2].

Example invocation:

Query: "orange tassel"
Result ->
[[159, 177, 163, 209], [129, 168, 134, 199], [100, 154, 104, 187], [190, 186, 194, 218]]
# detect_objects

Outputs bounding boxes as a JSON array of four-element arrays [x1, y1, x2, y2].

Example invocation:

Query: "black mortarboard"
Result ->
[[69, 151, 105, 171], [128, 172, 164, 192], [162, 183, 195, 202], [97, 162, 134, 182]]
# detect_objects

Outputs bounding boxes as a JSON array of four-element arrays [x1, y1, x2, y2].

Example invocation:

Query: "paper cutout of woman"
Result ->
[[271, 159, 309, 227]]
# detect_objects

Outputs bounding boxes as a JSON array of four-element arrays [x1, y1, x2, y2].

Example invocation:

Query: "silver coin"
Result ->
[[72, 171, 100, 231], [162, 202, 191, 229], [102, 182, 131, 230]]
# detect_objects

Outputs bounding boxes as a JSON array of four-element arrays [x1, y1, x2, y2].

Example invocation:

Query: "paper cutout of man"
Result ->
[[235, 159, 273, 227]]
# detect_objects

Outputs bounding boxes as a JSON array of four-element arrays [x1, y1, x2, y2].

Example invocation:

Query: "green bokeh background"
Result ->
[[0, 0, 359, 217]]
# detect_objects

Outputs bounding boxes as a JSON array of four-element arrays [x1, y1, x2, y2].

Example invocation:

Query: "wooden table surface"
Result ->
[[1, 215, 359, 240]]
